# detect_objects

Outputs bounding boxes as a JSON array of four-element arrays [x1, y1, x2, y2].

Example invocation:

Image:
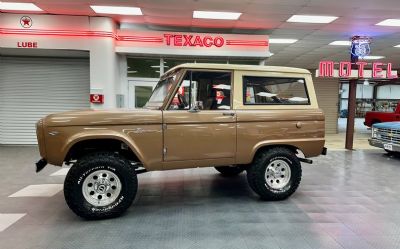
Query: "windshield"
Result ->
[[145, 70, 180, 109]]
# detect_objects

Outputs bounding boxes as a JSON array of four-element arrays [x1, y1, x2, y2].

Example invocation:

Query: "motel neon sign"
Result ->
[[318, 61, 398, 79]]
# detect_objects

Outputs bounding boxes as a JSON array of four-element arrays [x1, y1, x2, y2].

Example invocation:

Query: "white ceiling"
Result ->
[[2, 0, 400, 68]]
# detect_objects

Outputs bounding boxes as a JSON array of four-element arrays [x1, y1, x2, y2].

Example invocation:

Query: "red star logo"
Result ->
[[20, 16, 32, 28], [22, 18, 30, 26]]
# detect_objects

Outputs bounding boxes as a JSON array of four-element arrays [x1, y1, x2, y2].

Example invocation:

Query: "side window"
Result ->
[[169, 71, 232, 110], [243, 76, 310, 105]]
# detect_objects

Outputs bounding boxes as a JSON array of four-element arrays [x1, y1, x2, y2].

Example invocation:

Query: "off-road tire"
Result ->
[[247, 147, 302, 201], [215, 166, 244, 176], [64, 152, 137, 220]]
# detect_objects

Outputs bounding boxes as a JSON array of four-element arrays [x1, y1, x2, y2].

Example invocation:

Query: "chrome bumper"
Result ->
[[369, 138, 400, 152]]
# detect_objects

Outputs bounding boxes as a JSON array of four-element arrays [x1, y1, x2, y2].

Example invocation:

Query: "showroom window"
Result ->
[[169, 71, 232, 110], [127, 57, 161, 78], [243, 76, 310, 105], [127, 57, 263, 79]]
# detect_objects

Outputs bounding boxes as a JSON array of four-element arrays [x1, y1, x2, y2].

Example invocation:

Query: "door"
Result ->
[[163, 70, 236, 162], [128, 79, 158, 108]]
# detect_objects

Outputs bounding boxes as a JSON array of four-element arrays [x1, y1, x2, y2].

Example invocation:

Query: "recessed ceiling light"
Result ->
[[395, 44, 400, 48], [329, 41, 351, 46], [90, 5, 142, 15], [269, 39, 298, 44], [376, 19, 400, 26], [193, 11, 242, 20], [287, 15, 338, 24], [0, 2, 42, 11], [362, 56, 385, 60]]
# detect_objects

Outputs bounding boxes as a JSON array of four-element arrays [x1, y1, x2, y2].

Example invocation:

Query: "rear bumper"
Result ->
[[369, 138, 400, 152]]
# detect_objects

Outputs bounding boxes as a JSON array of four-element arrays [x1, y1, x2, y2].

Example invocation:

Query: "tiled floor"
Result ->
[[0, 146, 400, 249]]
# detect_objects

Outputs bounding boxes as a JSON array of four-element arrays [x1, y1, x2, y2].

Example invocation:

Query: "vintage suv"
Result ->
[[36, 63, 326, 219], [369, 121, 400, 155]]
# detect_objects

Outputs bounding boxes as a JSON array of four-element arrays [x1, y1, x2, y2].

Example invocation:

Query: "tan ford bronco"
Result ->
[[36, 63, 326, 219]]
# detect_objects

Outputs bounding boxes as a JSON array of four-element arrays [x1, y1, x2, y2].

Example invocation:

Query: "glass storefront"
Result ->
[[127, 57, 262, 78], [127, 58, 161, 78], [126, 56, 262, 108]]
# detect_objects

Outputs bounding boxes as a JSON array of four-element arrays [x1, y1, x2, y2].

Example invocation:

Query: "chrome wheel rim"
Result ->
[[265, 160, 291, 190], [82, 169, 121, 207]]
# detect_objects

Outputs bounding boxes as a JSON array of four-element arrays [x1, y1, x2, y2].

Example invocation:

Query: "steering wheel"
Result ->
[[272, 96, 283, 103], [177, 93, 188, 109]]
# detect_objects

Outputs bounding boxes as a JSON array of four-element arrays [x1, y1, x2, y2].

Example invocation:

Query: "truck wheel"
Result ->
[[215, 166, 244, 176], [247, 147, 302, 201], [64, 152, 137, 220]]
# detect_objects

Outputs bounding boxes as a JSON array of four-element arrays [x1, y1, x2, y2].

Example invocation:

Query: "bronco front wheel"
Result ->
[[64, 152, 137, 220]]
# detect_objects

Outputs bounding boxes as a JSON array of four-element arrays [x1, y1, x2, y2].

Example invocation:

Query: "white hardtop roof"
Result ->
[[167, 63, 311, 75]]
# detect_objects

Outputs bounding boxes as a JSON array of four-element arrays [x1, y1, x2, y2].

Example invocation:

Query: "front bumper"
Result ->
[[36, 158, 48, 173], [369, 138, 400, 152]]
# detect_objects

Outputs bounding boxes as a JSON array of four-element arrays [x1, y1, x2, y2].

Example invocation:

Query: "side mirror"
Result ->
[[188, 101, 202, 113]]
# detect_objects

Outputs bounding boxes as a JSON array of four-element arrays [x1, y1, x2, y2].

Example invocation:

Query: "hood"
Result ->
[[44, 109, 162, 127], [373, 122, 400, 129]]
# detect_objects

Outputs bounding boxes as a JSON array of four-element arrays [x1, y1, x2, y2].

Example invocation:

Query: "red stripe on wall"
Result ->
[[0, 28, 117, 38]]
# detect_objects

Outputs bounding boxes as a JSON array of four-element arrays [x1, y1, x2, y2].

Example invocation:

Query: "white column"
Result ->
[[89, 17, 118, 109]]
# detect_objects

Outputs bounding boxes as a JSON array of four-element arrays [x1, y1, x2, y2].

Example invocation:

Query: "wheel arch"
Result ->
[[63, 135, 144, 166], [252, 144, 301, 162]]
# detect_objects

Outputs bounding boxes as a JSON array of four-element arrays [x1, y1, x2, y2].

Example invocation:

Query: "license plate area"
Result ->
[[384, 144, 393, 151]]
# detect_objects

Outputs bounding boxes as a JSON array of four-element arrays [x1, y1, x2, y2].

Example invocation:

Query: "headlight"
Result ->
[[372, 128, 377, 138]]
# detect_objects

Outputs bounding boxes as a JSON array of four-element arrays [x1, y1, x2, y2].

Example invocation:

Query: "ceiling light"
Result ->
[[362, 56, 385, 60], [376, 19, 400, 26], [329, 41, 351, 46], [90, 5, 142, 15], [363, 79, 369, 86], [0, 2, 42, 11], [269, 39, 298, 44], [193, 11, 242, 20], [394, 44, 400, 48], [151, 65, 169, 68], [287, 15, 338, 24]]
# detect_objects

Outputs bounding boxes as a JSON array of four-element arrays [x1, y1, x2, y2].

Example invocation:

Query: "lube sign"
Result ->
[[318, 61, 398, 79], [163, 34, 224, 47]]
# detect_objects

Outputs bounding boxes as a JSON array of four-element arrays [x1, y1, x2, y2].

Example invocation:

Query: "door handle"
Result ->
[[222, 112, 235, 116]]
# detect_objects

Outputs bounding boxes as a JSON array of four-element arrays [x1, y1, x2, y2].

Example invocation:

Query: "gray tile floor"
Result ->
[[1, 146, 400, 249]]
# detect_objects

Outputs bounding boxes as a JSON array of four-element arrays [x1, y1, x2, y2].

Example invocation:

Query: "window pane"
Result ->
[[135, 86, 153, 108], [127, 57, 160, 78], [243, 76, 309, 105], [164, 58, 195, 71], [169, 71, 232, 110]]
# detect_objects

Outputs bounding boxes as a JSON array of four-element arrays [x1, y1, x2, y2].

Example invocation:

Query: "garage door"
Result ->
[[0, 56, 90, 145]]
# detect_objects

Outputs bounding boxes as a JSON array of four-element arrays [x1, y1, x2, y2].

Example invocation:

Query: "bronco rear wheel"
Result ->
[[64, 152, 137, 220], [247, 147, 302, 201]]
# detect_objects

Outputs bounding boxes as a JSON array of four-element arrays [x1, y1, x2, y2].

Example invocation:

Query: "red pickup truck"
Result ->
[[364, 102, 400, 127]]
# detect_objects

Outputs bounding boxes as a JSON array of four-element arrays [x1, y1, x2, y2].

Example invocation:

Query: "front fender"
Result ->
[[44, 125, 162, 169]]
